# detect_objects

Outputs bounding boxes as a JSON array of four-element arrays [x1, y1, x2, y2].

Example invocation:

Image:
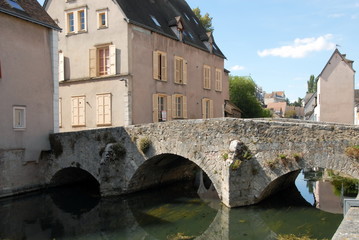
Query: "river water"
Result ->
[[0, 169, 357, 240]]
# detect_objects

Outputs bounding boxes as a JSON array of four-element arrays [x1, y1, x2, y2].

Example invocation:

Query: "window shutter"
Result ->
[[203, 66, 206, 88], [166, 95, 172, 121], [174, 57, 179, 83], [89, 48, 97, 77], [71, 97, 78, 125], [202, 98, 206, 119], [183, 60, 187, 84], [59, 98, 62, 127], [104, 94, 112, 125], [172, 95, 176, 118], [208, 67, 211, 89], [210, 100, 214, 118], [0, 60, 2, 78], [152, 94, 159, 122], [78, 96, 86, 126], [182, 96, 187, 118], [162, 53, 167, 81], [153, 51, 159, 80], [59, 52, 64, 81], [96, 95, 103, 125], [109, 45, 116, 75]]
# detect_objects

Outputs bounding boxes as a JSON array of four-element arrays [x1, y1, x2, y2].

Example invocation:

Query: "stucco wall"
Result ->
[[130, 28, 229, 124], [0, 13, 55, 193], [318, 51, 355, 124]]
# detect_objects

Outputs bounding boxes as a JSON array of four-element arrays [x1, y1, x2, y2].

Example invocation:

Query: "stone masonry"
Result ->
[[43, 118, 359, 208]]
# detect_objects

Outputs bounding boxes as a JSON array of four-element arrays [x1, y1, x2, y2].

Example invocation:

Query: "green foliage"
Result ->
[[345, 145, 359, 160], [167, 232, 196, 240], [222, 152, 229, 160], [231, 159, 242, 170], [284, 109, 297, 118], [229, 75, 271, 118], [327, 170, 359, 197], [307, 74, 317, 93], [278, 154, 287, 160], [192, 7, 214, 32], [277, 234, 328, 240], [111, 143, 126, 158], [139, 137, 151, 153]]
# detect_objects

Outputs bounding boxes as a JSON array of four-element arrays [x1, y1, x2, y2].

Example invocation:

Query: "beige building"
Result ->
[[305, 49, 355, 124], [264, 91, 286, 105], [0, 0, 59, 195], [44, 0, 229, 132]]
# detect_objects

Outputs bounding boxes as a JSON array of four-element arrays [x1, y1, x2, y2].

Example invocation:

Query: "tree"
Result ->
[[229, 76, 272, 118], [307, 75, 317, 93], [192, 7, 214, 32]]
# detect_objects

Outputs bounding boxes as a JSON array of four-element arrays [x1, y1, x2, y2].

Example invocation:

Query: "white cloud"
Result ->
[[257, 34, 336, 58], [230, 65, 245, 71], [329, 13, 344, 18]]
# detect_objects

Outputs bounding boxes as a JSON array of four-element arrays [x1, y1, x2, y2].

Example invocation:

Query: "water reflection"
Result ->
[[0, 169, 357, 240]]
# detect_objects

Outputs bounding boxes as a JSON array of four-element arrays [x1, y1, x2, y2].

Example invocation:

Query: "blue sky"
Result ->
[[38, 0, 359, 102], [185, 0, 359, 101]]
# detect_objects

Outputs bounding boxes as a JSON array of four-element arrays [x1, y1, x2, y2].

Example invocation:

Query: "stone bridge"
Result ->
[[46, 118, 359, 207]]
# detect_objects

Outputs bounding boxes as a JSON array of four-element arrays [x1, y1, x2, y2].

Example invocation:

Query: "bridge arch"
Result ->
[[126, 153, 220, 196], [50, 167, 100, 191]]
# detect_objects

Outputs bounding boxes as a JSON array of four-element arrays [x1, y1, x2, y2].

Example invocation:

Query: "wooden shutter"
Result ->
[[161, 53, 167, 81], [59, 98, 62, 127], [152, 94, 159, 122], [174, 57, 179, 83], [183, 60, 187, 84], [96, 95, 103, 125], [166, 95, 172, 121], [59, 51, 64, 81], [182, 96, 187, 118], [71, 97, 78, 125], [0, 60, 2, 78], [78, 96, 85, 126], [172, 95, 177, 118], [103, 94, 111, 125], [153, 51, 159, 80], [202, 98, 207, 119], [89, 48, 97, 77], [109, 45, 116, 75], [210, 99, 214, 118]]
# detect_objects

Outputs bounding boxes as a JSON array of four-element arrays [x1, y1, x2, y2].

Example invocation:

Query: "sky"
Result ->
[[38, 0, 359, 102]]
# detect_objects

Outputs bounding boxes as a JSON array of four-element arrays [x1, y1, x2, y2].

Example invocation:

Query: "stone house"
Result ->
[[44, 0, 229, 132], [264, 91, 286, 105], [0, 0, 60, 196], [304, 49, 355, 124]]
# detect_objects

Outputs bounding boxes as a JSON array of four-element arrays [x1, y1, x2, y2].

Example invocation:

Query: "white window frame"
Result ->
[[97, 9, 108, 29], [215, 68, 222, 92], [13, 106, 26, 130], [65, 7, 87, 34], [89, 44, 116, 77], [71, 96, 86, 127], [96, 93, 112, 126], [174, 56, 187, 84], [153, 51, 167, 81], [203, 65, 211, 89]]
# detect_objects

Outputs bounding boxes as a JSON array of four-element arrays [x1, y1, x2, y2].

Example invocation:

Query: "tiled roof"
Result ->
[[0, 0, 59, 30], [115, 0, 225, 58]]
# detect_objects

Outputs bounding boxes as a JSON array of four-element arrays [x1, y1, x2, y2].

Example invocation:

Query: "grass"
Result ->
[[139, 137, 151, 153], [345, 145, 359, 160]]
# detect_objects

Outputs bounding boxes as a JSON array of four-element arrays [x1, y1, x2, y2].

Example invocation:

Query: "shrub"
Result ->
[[139, 137, 151, 153], [231, 159, 242, 170], [111, 143, 126, 158], [345, 145, 359, 160]]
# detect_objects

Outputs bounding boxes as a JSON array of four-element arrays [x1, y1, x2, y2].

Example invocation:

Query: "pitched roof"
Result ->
[[318, 48, 355, 77], [115, 0, 225, 59], [0, 0, 59, 30]]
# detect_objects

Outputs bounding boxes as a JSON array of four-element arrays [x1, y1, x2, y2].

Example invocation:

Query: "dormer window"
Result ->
[[6, 0, 24, 11], [170, 16, 184, 41], [202, 32, 213, 53]]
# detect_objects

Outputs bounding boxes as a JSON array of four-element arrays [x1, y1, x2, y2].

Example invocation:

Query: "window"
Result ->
[[202, 98, 213, 119], [96, 93, 112, 126], [150, 15, 161, 27], [59, 98, 62, 128], [6, 0, 24, 11], [172, 94, 187, 119], [65, 7, 87, 34], [13, 106, 26, 129], [215, 68, 222, 91], [203, 65, 211, 89], [174, 56, 187, 84], [153, 94, 172, 122], [71, 96, 85, 126], [89, 44, 116, 77], [153, 51, 167, 81], [97, 9, 108, 29]]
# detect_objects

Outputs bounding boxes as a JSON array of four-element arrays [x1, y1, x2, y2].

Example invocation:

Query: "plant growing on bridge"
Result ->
[[111, 143, 126, 159], [231, 159, 242, 170], [345, 145, 359, 161], [139, 137, 151, 153]]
